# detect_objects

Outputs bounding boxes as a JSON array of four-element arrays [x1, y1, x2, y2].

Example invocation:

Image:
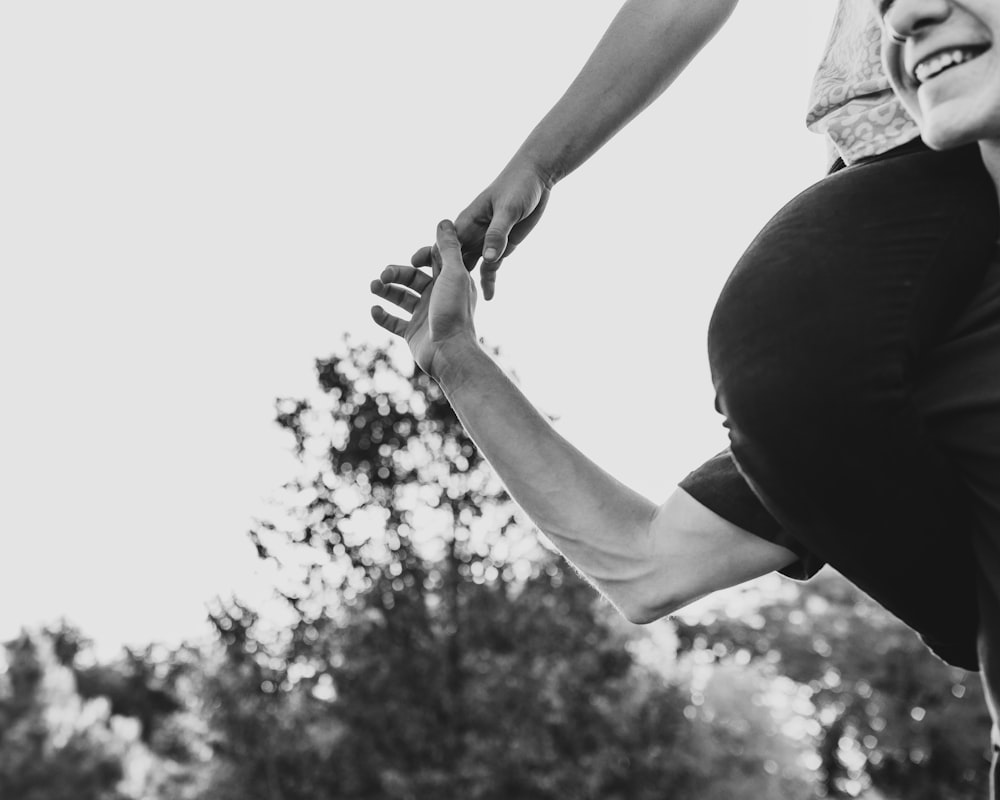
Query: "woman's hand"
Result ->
[[409, 159, 551, 301], [371, 220, 479, 379]]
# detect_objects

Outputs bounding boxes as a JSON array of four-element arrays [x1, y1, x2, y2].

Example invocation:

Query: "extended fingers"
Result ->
[[379, 264, 432, 293], [480, 259, 502, 301], [370, 264, 432, 338], [370, 278, 420, 314], [410, 245, 433, 268], [370, 305, 409, 338]]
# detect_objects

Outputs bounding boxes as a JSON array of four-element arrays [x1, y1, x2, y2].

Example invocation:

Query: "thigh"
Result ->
[[913, 255, 1000, 759]]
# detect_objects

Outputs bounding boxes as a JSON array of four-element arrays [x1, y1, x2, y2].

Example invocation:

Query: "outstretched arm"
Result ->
[[420, 0, 741, 299], [514, 0, 740, 189], [373, 221, 796, 623]]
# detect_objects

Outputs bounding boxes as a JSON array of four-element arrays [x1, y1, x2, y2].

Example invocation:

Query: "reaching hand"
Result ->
[[371, 220, 478, 378], [410, 160, 551, 301]]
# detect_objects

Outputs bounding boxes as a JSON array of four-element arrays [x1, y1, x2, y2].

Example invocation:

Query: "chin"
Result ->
[[919, 114, 989, 151], [920, 127, 977, 151]]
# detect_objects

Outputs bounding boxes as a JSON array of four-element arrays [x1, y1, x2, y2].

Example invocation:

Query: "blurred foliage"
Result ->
[[673, 571, 993, 798], [0, 629, 128, 800], [0, 623, 214, 800], [224, 337, 816, 798], [5, 338, 992, 799]]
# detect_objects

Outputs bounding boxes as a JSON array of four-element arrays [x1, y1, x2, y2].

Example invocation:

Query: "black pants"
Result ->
[[915, 246, 1000, 793], [681, 140, 999, 781]]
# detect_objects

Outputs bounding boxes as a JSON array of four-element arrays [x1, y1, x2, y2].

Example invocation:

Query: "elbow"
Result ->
[[621, 604, 666, 626], [590, 554, 689, 625], [614, 586, 687, 626], [587, 567, 669, 624], [608, 564, 711, 624]]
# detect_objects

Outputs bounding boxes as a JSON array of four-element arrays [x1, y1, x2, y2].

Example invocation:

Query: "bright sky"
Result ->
[[0, 1, 834, 652]]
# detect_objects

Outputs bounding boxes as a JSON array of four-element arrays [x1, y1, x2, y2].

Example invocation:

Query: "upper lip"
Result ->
[[907, 42, 990, 84]]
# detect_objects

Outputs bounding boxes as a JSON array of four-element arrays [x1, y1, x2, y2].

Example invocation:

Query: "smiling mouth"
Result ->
[[913, 46, 989, 85]]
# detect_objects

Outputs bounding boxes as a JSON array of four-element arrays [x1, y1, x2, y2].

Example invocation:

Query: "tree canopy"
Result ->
[[5, 338, 991, 799]]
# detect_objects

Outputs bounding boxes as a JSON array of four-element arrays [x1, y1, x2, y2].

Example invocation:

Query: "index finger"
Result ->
[[411, 245, 433, 269]]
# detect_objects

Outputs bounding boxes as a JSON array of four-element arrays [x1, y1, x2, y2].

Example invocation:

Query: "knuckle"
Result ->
[[491, 206, 518, 228]]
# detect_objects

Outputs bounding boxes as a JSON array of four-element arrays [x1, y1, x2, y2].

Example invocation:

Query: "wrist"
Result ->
[[431, 336, 487, 391], [510, 143, 562, 190]]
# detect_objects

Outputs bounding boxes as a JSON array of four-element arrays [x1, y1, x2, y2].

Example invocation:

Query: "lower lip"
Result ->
[[917, 54, 985, 94]]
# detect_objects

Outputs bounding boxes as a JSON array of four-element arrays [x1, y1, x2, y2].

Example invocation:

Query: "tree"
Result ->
[[672, 570, 993, 798], [0, 628, 128, 800], [8, 336, 989, 799], [0, 624, 215, 800], [211, 337, 817, 798]]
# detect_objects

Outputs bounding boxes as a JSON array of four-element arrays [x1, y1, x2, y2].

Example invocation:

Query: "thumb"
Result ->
[[482, 208, 517, 263], [435, 219, 464, 273]]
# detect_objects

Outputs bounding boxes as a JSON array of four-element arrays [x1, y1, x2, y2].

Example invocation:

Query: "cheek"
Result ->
[[898, 90, 924, 129], [883, 42, 923, 122], [883, 40, 907, 94]]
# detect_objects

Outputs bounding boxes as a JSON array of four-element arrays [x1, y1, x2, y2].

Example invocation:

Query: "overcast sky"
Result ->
[[1, 1, 835, 652]]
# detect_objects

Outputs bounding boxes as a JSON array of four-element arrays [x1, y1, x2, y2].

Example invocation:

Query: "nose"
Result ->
[[883, 0, 952, 41]]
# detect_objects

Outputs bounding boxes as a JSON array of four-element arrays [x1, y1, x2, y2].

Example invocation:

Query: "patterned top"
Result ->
[[807, 0, 920, 165]]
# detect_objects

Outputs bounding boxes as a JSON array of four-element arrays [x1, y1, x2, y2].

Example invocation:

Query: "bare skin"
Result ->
[[408, 0, 740, 300], [372, 221, 797, 623]]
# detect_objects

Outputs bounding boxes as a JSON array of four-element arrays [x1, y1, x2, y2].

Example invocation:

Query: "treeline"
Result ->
[[4, 340, 989, 800]]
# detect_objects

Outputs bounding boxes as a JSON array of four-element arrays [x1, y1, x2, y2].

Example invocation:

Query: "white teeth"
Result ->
[[914, 49, 981, 84]]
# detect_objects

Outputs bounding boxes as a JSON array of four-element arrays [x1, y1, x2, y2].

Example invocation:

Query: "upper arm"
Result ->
[[625, 487, 798, 623]]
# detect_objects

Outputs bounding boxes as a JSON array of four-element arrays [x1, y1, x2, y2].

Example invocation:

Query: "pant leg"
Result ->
[[909, 261, 1000, 787], [978, 532, 1000, 798], [982, 582, 1000, 798], [705, 142, 998, 671]]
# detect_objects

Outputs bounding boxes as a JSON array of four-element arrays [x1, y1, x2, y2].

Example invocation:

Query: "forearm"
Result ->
[[517, 0, 740, 185], [373, 227, 796, 622], [435, 341, 660, 606]]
